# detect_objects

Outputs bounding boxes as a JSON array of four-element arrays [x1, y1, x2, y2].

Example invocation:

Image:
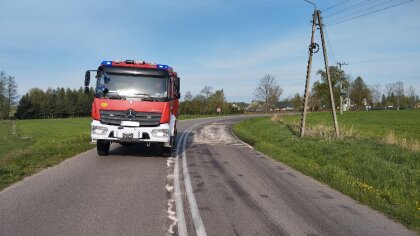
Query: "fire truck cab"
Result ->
[[84, 60, 180, 157]]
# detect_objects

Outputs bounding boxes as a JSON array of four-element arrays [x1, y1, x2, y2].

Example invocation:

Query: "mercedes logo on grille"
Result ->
[[125, 109, 136, 120]]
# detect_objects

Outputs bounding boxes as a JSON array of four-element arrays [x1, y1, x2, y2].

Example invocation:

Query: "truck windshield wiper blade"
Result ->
[[134, 93, 158, 101], [106, 92, 125, 99]]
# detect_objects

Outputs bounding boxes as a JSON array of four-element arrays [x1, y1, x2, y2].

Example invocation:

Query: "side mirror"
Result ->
[[84, 71, 91, 86], [175, 77, 180, 98]]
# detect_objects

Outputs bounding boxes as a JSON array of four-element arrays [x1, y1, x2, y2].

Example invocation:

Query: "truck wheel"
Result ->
[[97, 140, 110, 156], [172, 135, 176, 147]]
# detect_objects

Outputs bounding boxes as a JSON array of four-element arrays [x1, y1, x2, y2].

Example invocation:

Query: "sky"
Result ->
[[0, 0, 419, 103]]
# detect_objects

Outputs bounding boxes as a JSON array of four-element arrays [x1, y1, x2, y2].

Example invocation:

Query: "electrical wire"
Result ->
[[347, 54, 418, 64], [324, 0, 382, 18], [324, 26, 337, 65], [327, 0, 396, 24], [322, 0, 352, 12], [326, 0, 415, 26]]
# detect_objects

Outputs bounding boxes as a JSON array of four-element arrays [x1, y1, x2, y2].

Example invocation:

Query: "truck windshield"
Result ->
[[96, 73, 168, 99]]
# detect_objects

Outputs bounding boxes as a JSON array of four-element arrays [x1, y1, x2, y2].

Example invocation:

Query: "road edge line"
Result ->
[[182, 126, 207, 236], [173, 128, 190, 236]]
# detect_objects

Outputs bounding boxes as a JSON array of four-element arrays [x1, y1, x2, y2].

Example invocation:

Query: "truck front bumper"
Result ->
[[91, 120, 172, 147]]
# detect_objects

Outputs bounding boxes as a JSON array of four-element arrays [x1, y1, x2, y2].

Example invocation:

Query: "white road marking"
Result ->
[[173, 128, 191, 236], [182, 127, 207, 236], [173, 121, 249, 236]]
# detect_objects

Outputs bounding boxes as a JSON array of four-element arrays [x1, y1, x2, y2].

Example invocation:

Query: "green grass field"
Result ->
[[0, 118, 93, 190], [233, 110, 420, 231]]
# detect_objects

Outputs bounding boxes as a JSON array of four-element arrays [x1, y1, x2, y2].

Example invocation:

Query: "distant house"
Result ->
[[275, 102, 294, 111], [246, 101, 264, 112], [231, 102, 249, 110], [415, 103, 420, 109]]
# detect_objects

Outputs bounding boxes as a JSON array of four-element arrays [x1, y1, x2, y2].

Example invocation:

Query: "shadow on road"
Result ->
[[108, 143, 165, 158]]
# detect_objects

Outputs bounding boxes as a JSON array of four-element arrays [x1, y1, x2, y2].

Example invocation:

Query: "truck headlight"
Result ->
[[92, 126, 108, 135], [151, 129, 169, 137]]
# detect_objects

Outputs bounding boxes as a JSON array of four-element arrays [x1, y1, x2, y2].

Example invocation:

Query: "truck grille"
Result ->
[[100, 109, 161, 127]]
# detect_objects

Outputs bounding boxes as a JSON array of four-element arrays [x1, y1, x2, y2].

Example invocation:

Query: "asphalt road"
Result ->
[[0, 116, 416, 236]]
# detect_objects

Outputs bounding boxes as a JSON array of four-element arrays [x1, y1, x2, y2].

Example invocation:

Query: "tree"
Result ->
[[0, 71, 6, 119], [394, 81, 404, 110], [370, 84, 382, 108], [350, 76, 371, 110], [291, 93, 303, 111], [15, 86, 93, 119], [184, 91, 193, 101], [0, 71, 19, 119], [385, 83, 395, 107], [180, 89, 242, 115], [180, 91, 194, 115], [381, 94, 387, 108], [192, 94, 206, 114], [312, 66, 349, 110], [200, 86, 213, 100], [208, 89, 227, 113], [199, 86, 214, 114], [407, 86, 416, 108], [6, 75, 18, 118], [16, 94, 33, 119], [254, 74, 283, 113]]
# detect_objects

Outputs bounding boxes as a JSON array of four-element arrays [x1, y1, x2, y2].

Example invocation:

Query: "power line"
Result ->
[[326, 0, 415, 27], [346, 54, 418, 64], [322, 0, 351, 12], [324, 26, 337, 65], [324, 0, 383, 18], [327, 0, 396, 24], [304, 0, 317, 10]]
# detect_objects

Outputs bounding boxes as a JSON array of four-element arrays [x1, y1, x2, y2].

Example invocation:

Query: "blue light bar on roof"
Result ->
[[101, 61, 113, 66], [157, 64, 170, 69]]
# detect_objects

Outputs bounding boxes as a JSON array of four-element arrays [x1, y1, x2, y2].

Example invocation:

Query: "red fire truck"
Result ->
[[84, 60, 180, 157]]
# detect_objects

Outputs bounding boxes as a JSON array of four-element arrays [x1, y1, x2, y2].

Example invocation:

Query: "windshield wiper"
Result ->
[[134, 93, 158, 101], [106, 91, 125, 100]]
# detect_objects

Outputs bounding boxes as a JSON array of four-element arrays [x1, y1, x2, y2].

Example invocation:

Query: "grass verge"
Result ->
[[233, 111, 420, 231], [0, 118, 94, 190]]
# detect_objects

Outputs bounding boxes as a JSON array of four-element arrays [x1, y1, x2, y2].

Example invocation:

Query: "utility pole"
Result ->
[[300, 7, 318, 138], [300, 4, 340, 138], [337, 62, 348, 115], [337, 62, 347, 70], [318, 11, 340, 137]]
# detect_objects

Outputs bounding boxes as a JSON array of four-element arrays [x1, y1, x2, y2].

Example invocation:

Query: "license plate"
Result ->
[[122, 133, 134, 139]]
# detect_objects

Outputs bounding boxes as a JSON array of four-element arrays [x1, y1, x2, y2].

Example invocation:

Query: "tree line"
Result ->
[[15, 87, 94, 119], [180, 86, 245, 115], [286, 66, 419, 111], [15, 85, 245, 119], [0, 71, 19, 120], [7, 66, 419, 120]]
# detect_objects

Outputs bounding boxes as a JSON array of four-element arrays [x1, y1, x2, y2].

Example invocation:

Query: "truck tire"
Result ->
[[162, 135, 176, 157], [97, 140, 110, 156], [172, 135, 176, 147]]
